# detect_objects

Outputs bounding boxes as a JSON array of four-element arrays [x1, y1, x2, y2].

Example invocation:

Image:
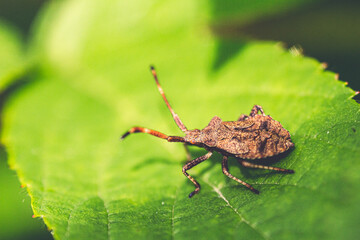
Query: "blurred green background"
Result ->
[[0, 0, 358, 239]]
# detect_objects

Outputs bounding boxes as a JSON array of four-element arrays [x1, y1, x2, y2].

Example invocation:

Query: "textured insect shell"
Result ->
[[184, 115, 294, 160], [183, 116, 222, 146], [217, 115, 294, 159]]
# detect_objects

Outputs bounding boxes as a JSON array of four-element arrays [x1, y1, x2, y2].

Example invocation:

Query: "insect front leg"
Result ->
[[222, 156, 259, 194], [249, 105, 266, 117], [183, 151, 213, 198], [240, 160, 294, 173]]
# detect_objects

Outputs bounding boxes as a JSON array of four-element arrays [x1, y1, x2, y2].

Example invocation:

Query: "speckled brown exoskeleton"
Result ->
[[121, 66, 295, 198]]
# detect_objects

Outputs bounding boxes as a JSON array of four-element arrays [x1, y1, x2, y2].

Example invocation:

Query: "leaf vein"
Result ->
[[202, 178, 269, 240], [99, 195, 111, 240], [64, 197, 93, 239], [171, 186, 181, 240]]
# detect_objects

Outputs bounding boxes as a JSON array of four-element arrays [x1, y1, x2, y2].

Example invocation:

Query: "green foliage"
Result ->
[[0, 21, 50, 240], [1, 0, 360, 239], [209, 0, 316, 24], [0, 148, 51, 239], [0, 22, 27, 90]]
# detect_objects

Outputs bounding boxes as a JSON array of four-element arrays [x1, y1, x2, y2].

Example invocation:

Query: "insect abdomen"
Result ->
[[217, 115, 293, 159]]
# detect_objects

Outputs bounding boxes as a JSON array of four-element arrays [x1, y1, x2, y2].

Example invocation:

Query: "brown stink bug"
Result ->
[[121, 66, 295, 198]]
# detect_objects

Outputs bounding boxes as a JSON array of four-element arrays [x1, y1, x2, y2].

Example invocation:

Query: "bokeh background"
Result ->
[[0, 0, 358, 239]]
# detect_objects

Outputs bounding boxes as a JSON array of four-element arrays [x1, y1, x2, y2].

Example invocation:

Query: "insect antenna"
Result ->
[[150, 66, 188, 132]]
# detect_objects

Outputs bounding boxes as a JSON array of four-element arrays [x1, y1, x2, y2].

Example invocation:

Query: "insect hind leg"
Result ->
[[249, 105, 265, 117], [222, 156, 259, 194], [240, 160, 294, 173]]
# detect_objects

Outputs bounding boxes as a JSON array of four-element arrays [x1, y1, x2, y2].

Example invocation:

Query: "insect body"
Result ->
[[121, 66, 295, 198]]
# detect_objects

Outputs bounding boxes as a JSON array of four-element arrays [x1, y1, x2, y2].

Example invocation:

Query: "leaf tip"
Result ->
[[289, 45, 303, 57], [320, 62, 328, 69]]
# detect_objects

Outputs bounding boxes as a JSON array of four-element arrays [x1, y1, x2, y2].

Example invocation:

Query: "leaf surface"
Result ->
[[209, 0, 316, 24], [0, 22, 28, 90], [3, 0, 360, 239], [0, 22, 51, 240]]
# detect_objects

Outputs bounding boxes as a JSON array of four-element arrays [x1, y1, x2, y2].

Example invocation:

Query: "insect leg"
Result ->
[[249, 105, 266, 117], [222, 156, 259, 194], [240, 161, 294, 173], [183, 151, 213, 198], [150, 66, 188, 132], [121, 127, 185, 143]]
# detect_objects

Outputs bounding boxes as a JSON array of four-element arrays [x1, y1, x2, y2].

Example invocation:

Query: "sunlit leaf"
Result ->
[[3, 0, 359, 239]]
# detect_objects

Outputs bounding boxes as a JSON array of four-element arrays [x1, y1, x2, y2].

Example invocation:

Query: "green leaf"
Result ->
[[0, 148, 51, 239], [3, 0, 360, 239], [0, 21, 28, 91], [0, 21, 50, 240], [209, 0, 317, 25]]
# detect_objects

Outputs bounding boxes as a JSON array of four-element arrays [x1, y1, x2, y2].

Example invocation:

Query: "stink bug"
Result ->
[[121, 66, 295, 198]]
